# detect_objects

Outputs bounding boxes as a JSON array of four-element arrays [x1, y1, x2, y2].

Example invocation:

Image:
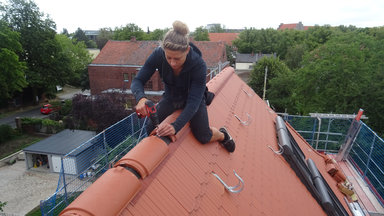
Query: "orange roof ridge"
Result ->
[[61, 67, 353, 215]]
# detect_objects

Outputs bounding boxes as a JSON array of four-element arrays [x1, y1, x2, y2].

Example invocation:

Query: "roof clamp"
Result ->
[[242, 88, 253, 97], [212, 170, 244, 193], [268, 143, 284, 155], [234, 113, 252, 126]]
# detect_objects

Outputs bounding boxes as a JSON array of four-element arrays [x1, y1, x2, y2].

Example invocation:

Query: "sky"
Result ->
[[2, 0, 384, 33]]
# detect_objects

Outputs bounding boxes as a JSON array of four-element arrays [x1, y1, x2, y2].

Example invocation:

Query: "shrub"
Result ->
[[0, 124, 15, 143], [42, 119, 64, 134], [21, 117, 43, 125]]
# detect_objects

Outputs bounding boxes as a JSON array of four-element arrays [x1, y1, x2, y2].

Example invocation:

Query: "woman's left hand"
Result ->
[[156, 122, 176, 137]]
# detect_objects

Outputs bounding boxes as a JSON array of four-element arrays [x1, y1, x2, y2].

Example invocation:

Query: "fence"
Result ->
[[283, 114, 384, 206], [348, 122, 384, 205], [40, 113, 148, 215], [282, 114, 353, 153]]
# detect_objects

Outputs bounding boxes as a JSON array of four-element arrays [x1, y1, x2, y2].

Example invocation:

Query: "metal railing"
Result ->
[[40, 113, 147, 215], [282, 114, 352, 153], [348, 122, 384, 205], [283, 114, 384, 206]]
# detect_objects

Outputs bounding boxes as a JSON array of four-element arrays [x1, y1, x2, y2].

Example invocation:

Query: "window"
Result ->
[[123, 73, 129, 82]]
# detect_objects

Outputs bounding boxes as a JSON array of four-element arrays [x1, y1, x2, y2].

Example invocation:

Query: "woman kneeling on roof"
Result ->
[[131, 20, 235, 152]]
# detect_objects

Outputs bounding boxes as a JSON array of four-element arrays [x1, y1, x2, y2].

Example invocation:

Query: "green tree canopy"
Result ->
[[2, 0, 61, 89], [72, 28, 96, 48], [96, 27, 113, 49], [192, 26, 209, 41], [248, 56, 292, 101], [0, 20, 27, 103], [113, 23, 147, 40], [148, 28, 168, 41], [55, 34, 92, 88], [208, 24, 225, 33], [294, 32, 373, 114]]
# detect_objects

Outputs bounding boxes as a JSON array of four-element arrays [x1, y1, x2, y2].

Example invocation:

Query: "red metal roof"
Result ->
[[208, 33, 239, 46], [92, 40, 226, 68], [61, 67, 352, 215]]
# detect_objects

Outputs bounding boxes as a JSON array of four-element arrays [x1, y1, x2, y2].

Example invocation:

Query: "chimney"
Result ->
[[130, 36, 136, 42]]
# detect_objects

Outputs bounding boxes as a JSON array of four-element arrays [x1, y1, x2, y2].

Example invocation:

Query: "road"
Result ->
[[0, 85, 89, 128], [0, 107, 45, 128]]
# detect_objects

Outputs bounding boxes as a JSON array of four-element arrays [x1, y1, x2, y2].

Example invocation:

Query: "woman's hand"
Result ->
[[156, 122, 176, 137], [135, 98, 148, 117]]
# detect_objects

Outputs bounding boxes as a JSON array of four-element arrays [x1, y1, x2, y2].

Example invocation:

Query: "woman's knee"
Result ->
[[192, 128, 212, 144]]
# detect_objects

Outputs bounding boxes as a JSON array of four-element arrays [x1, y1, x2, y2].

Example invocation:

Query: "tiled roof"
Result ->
[[193, 41, 227, 68], [61, 67, 352, 216], [278, 23, 299, 30], [277, 22, 312, 30], [208, 33, 239, 46], [91, 40, 159, 66], [91, 40, 226, 68]]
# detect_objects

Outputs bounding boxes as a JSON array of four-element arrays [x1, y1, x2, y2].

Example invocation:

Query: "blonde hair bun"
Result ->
[[172, 20, 189, 36]]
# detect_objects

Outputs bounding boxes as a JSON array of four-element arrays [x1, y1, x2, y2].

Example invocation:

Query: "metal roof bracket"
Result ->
[[212, 170, 244, 193], [242, 88, 254, 97], [268, 144, 284, 155], [235, 113, 252, 126]]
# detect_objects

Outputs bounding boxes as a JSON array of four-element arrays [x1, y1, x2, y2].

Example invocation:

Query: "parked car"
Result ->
[[40, 104, 60, 115]]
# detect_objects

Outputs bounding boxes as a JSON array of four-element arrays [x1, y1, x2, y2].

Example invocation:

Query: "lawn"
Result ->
[[0, 134, 46, 159]]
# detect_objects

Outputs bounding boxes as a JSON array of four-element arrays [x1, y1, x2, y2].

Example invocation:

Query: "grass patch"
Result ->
[[25, 205, 41, 216], [0, 134, 46, 159]]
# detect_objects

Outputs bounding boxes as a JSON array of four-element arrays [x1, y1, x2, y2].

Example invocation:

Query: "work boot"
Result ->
[[219, 127, 235, 152]]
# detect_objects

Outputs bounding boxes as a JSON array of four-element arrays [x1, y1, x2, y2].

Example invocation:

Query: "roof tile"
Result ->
[[208, 33, 239, 46], [92, 40, 226, 68], [61, 67, 352, 216]]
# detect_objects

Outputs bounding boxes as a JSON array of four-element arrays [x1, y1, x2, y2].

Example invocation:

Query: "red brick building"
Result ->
[[88, 39, 227, 103]]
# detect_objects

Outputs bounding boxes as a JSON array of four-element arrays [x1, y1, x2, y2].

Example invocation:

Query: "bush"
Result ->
[[0, 124, 15, 143], [42, 119, 64, 134], [21, 117, 43, 125], [60, 99, 72, 116], [21, 118, 43, 134]]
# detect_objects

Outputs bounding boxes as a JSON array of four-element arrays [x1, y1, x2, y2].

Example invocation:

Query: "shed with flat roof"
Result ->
[[23, 129, 96, 175]]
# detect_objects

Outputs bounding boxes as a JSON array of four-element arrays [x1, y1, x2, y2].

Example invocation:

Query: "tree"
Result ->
[[71, 93, 133, 132], [304, 25, 335, 51], [96, 27, 113, 49], [294, 32, 372, 115], [233, 28, 280, 54], [192, 26, 209, 41], [0, 20, 27, 105], [284, 43, 307, 70], [147, 28, 168, 41], [55, 34, 92, 88], [113, 23, 147, 41], [73, 27, 96, 48], [208, 24, 225, 33], [2, 0, 71, 101], [248, 56, 292, 109]]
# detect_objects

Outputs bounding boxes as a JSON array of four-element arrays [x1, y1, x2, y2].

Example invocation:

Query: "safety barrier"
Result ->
[[282, 115, 352, 153], [284, 114, 384, 206], [40, 113, 147, 215], [348, 122, 384, 205]]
